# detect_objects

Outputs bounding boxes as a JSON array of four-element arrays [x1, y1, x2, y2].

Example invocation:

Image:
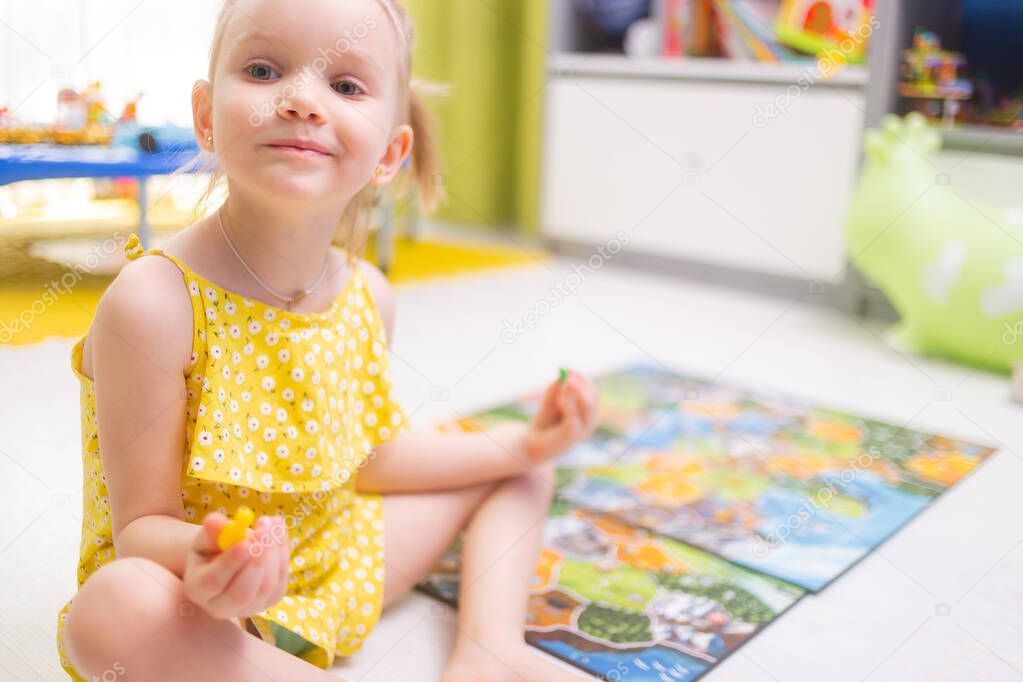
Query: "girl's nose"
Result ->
[[276, 84, 324, 122]]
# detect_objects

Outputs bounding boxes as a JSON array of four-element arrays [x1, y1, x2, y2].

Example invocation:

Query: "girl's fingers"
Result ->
[[526, 371, 599, 462], [251, 521, 281, 613], [237, 518, 286, 617], [556, 381, 569, 413], [276, 519, 291, 583], [534, 380, 561, 428], [193, 512, 230, 557], [252, 515, 277, 566], [189, 539, 252, 605], [559, 388, 582, 437], [254, 517, 289, 610], [271, 522, 291, 606], [208, 545, 266, 618], [561, 378, 587, 422], [566, 375, 599, 428], [571, 390, 589, 432]]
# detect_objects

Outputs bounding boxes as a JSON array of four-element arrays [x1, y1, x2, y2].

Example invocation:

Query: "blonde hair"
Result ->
[[182, 0, 445, 256]]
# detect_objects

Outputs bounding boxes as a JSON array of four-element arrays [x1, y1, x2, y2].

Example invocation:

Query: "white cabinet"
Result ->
[[540, 55, 868, 283]]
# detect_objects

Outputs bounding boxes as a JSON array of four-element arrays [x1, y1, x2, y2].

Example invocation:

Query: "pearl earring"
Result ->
[[206, 132, 213, 143]]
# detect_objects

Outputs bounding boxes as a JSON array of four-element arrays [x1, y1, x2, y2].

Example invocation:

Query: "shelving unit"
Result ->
[[539, 1, 1020, 316], [890, 0, 1022, 159], [549, 53, 870, 87], [539, 6, 884, 297]]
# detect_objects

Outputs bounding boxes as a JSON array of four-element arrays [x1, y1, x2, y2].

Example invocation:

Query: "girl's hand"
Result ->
[[183, 512, 291, 620], [524, 369, 599, 464]]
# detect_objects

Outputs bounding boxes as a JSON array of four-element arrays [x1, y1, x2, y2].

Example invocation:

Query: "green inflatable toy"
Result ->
[[846, 112, 1023, 374]]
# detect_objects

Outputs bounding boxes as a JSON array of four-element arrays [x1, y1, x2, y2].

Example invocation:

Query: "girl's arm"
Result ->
[[355, 374, 599, 493], [114, 515, 199, 578], [355, 261, 600, 494], [354, 422, 532, 493], [90, 256, 199, 578]]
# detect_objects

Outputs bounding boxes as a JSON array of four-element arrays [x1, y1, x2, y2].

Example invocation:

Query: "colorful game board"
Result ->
[[437, 365, 997, 591], [419, 506, 805, 682], [422, 365, 995, 679]]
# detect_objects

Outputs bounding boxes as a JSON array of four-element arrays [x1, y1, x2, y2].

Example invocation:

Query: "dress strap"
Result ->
[[123, 233, 193, 273], [123, 233, 147, 260]]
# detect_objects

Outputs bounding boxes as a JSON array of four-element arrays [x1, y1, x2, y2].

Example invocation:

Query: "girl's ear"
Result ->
[[192, 80, 215, 152], [372, 124, 413, 185]]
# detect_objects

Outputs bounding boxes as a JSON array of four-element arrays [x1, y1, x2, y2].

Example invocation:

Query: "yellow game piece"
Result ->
[[217, 506, 255, 551]]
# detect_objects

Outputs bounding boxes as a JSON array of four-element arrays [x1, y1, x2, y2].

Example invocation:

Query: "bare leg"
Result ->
[[380, 463, 585, 681], [63, 557, 342, 682], [442, 463, 586, 682], [381, 479, 498, 608]]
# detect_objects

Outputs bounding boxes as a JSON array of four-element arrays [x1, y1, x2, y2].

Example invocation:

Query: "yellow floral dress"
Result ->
[[56, 234, 407, 679]]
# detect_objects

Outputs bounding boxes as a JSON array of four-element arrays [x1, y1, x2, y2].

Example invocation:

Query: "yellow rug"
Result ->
[[0, 234, 548, 346]]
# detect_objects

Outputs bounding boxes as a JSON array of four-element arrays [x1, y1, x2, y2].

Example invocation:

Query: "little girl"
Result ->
[[56, 1, 599, 680]]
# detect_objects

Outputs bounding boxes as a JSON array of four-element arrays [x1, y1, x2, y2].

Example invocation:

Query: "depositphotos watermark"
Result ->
[[752, 14, 880, 129], [1003, 320, 1023, 346], [90, 661, 126, 682], [244, 434, 403, 557], [752, 446, 880, 558], [248, 14, 379, 127], [500, 231, 631, 344], [0, 234, 123, 344]]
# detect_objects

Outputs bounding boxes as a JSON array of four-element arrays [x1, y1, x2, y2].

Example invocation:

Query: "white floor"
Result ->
[[2, 253, 1022, 681]]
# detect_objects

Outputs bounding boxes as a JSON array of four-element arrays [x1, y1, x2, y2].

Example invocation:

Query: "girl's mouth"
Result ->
[[266, 145, 331, 158], [263, 137, 334, 158]]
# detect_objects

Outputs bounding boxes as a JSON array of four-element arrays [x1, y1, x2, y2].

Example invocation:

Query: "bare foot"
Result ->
[[441, 637, 587, 682]]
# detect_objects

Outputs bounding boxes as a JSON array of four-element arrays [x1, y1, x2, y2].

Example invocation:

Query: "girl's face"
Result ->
[[197, 0, 409, 206]]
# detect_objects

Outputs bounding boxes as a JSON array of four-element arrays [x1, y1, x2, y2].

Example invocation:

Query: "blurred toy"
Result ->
[[119, 96, 139, 123], [575, 0, 653, 46], [110, 94, 194, 153], [899, 28, 973, 127], [660, 0, 714, 57], [624, 17, 662, 56], [845, 112, 1023, 374], [52, 81, 115, 145], [774, 0, 873, 63], [3, 82, 115, 145], [713, 0, 797, 62], [0, 105, 46, 144], [0, 84, 179, 148], [56, 87, 86, 131], [986, 94, 1023, 130], [83, 82, 105, 125], [113, 122, 198, 154], [217, 506, 255, 550]]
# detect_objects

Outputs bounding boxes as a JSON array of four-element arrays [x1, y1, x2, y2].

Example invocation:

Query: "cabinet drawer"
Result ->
[[541, 76, 865, 281]]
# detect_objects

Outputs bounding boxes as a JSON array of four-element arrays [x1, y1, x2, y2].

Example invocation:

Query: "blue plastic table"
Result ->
[[0, 142, 201, 247]]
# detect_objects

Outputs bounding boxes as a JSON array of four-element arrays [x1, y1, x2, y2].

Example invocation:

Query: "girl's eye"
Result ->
[[333, 80, 362, 97], [247, 63, 279, 81]]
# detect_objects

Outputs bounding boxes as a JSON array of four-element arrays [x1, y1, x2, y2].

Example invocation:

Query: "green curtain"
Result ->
[[403, 0, 548, 233]]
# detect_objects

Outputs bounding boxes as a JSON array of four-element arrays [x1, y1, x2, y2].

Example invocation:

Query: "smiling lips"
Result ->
[[264, 138, 334, 157]]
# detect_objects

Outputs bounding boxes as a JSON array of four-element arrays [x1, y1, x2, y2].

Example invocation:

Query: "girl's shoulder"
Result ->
[[340, 250, 395, 341], [79, 240, 196, 382]]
